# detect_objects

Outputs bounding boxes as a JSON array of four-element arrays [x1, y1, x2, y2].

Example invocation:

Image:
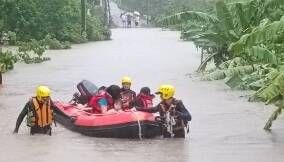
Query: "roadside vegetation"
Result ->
[[0, 0, 111, 72], [119, 0, 284, 129]]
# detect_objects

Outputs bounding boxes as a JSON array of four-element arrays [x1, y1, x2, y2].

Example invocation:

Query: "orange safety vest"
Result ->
[[29, 97, 53, 127]]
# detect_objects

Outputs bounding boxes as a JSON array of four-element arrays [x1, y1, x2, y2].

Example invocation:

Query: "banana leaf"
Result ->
[[264, 106, 283, 130], [219, 60, 231, 69], [239, 73, 265, 90], [226, 74, 243, 88], [249, 78, 269, 90], [197, 52, 218, 72], [247, 68, 278, 90], [228, 57, 246, 68], [264, 0, 284, 9], [229, 17, 284, 53], [202, 64, 259, 81], [190, 31, 227, 45], [264, 100, 284, 130], [247, 46, 279, 65], [181, 29, 204, 39], [224, 68, 241, 77], [158, 11, 219, 26], [229, 2, 250, 33], [202, 70, 226, 81], [216, 0, 234, 31], [252, 72, 284, 104]]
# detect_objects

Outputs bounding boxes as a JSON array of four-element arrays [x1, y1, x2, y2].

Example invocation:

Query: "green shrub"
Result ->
[[43, 35, 62, 49], [86, 16, 111, 41], [17, 39, 50, 63], [42, 34, 72, 49], [7, 31, 17, 45], [1, 0, 110, 43], [62, 41, 71, 49], [0, 50, 18, 72]]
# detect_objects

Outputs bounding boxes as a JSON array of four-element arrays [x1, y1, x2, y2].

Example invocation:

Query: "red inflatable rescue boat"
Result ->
[[54, 102, 160, 138]]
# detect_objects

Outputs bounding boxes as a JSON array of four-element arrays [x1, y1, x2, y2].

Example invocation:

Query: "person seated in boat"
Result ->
[[106, 85, 124, 112], [120, 76, 136, 110], [136, 84, 192, 138], [88, 85, 122, 114], [13, 86, 55, 136], [131, 87, 155, 109]]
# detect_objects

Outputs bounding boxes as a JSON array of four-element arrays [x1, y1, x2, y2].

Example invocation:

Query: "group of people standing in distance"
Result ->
[[120, 12, 140, 28], [13, 76, 192, 138]]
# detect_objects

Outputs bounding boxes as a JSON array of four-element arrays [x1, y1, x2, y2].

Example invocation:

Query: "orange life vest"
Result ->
[[28, 97, 53, 127]]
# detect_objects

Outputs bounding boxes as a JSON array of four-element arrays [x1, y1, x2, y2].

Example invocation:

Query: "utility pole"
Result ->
[[146, 0, 149, 24], [81, 0, 86, 34], [102, 0, 111, 27], [107, 0, 111, 26], [103, 0, 108, 26]]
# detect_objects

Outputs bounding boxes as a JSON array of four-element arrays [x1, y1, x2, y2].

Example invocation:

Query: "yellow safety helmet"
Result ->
[[155, 84, 175, 100], [121, 76, 132, 84], [36, 86, 51, 100]]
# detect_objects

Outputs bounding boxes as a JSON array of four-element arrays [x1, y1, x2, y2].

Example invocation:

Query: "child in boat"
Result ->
[[88, 86, 113, 114], [132, 87, 155, 109], [89, 85, 132, 114]]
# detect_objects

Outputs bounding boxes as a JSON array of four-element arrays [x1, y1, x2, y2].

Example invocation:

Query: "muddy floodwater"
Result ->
[[0, 28, 284, 162]]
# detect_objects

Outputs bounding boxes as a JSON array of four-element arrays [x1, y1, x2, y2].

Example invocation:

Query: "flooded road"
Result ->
[[0, 28, 284, 162]]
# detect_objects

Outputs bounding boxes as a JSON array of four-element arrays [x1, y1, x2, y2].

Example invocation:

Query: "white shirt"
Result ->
[[121, 15, 126, 21], [135, 16, 140, 22]]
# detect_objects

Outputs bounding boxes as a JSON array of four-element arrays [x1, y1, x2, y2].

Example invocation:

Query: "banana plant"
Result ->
[[159, 0, 284, 71], [158, 0, 256, 69], [158, 0, 284, 129], [264, 100, 284, 130], [229, 16, 284, 54], [250, 70, 284, 104]]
